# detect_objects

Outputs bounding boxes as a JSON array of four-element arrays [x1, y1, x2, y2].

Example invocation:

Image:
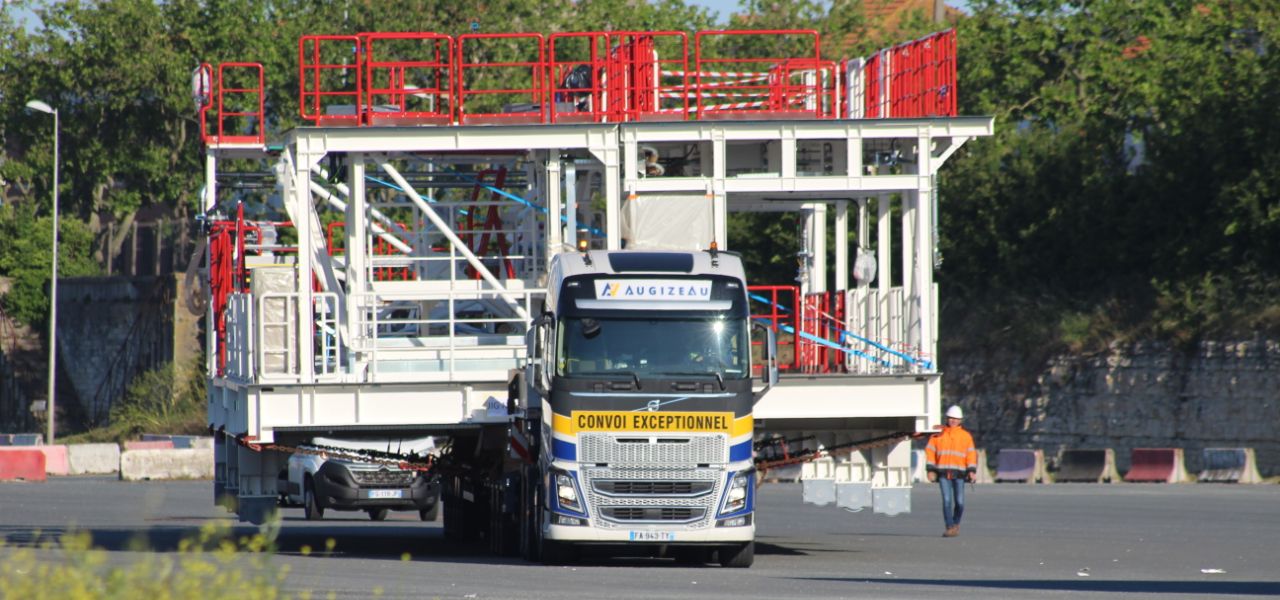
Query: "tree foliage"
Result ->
[[0, 0, 1277, 342], [940, 0, 1280, 343]]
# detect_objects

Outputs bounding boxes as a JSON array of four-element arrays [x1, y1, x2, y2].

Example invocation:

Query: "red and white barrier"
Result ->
[[0, 448, 48, 482], [38, 445, 69, 476]]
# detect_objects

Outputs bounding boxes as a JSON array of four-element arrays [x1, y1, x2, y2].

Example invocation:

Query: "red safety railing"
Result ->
[[299, 35, 364, 126], [455, 33, 547, 125], [548, 32, 610, 123], [325, 221, 418, 281], [693, 30, 830, 120], [799, 290, 847, 373], [463, 168, 517, 279], [607, 31, 689, 122], [362, 32, 455, 126], [852, 29, 956, 119], [208, 211, 306, 375], [208, 205, 249, 375], [199, 62, 265, 146], [748, 285, 801, 372], [285, 28, 957, 127]]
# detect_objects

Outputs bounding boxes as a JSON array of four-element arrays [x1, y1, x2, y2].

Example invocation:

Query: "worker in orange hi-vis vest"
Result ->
[[926, 405, 978, 538]]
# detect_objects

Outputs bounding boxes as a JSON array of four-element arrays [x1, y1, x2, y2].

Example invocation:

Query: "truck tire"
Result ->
[[540, 539, 576, 565], [303, 479, 324, 521], [367, 508, 389, 521], [718, 541, 754, 568], [420, 503, 440, 522]]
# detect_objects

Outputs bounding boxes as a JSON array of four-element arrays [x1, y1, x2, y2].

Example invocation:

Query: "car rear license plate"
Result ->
[[367, 489, 404, 499], [628, 530, 674, 542]]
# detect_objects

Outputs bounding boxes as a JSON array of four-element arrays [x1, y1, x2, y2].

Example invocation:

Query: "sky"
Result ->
[[685, 0, 970, 24], [684, 0, 744, 23]]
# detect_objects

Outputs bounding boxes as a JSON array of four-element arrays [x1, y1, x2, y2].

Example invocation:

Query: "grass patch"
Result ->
[[60, 358, 207, 445]]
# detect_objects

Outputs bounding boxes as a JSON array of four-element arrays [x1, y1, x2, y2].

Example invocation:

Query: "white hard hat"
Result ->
[[945, 405, 964, 420]]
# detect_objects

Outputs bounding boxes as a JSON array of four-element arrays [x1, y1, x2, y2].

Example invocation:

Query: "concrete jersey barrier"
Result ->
[[0, 448, 48, 482], [1199, 448, 1263, 484], [995, 449, 1047, 483], [142, 434, 213, 449], [974, 449, 996, 484], [124, 440, 176, 451], [1056, 448, 1121, 483], [1124, 448, 1189, 483], [38, 445, 70, 476], [67, 443, 122, 475], [120, 448, 214, 481]]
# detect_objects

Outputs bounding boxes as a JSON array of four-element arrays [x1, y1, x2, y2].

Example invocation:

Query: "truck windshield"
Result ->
[[557, 317, 749, 380]]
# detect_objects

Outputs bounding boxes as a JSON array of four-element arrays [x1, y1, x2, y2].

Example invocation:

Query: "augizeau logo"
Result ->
[[595, 279, 712, 301]]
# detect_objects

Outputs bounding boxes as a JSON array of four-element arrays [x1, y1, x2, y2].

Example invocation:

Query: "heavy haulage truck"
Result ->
[[519, 249, 775, 566], [197, 26, 991, 567]]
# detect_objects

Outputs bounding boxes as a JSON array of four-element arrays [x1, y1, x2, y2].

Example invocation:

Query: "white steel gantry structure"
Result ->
[[200, 29, 992, 520]]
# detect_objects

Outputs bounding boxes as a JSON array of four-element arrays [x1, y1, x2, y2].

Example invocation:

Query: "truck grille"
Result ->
[[593, 480, 714, 497], [349, 468, 415, 486], [583, 467, 721, 530], [601, 507, 705, 523], [579, 433, 726, 465]]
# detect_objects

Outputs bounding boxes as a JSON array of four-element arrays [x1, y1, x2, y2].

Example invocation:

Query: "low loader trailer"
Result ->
[[198, 25, 991, 566]]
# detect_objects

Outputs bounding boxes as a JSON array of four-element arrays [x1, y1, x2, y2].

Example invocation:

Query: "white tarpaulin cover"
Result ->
[[622, 193, 713, 251]]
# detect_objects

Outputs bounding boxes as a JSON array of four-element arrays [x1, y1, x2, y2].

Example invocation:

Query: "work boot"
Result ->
[[942, 526, 957, 538]]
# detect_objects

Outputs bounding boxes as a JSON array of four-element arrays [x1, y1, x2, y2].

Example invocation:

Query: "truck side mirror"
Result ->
[[765, 327, 779, 386], [527, 314, 554, 395], [752, 321, 779, 402]]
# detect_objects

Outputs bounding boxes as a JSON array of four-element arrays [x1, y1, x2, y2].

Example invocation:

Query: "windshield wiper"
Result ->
[[663, 371, 725, 391], [573, 371, 642, 390]]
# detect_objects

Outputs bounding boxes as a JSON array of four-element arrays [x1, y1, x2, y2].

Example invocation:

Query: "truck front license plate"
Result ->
[[367, 489, 404, 499], [628, 531, 675, 542]]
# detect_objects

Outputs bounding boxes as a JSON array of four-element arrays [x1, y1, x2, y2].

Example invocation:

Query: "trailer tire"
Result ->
[[718, 541, 754, 568], [303, 479, 324, 521], [367, 508, 389, 521]]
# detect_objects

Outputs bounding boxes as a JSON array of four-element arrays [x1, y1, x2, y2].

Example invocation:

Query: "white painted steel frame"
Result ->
[[205, 116, 991, 438]]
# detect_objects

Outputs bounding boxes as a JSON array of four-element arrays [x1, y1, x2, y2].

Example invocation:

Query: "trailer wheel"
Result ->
[[367, 508, 389, 521], [303, 479, 324, 521], [718, 541, 754, 568]]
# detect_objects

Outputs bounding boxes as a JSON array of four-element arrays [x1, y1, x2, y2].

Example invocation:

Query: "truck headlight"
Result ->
[[555, 472, 582, 513], [721, 470, 751, 514]]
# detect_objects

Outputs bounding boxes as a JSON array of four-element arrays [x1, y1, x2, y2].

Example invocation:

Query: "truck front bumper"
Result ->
[[545, 522, 754, 543]]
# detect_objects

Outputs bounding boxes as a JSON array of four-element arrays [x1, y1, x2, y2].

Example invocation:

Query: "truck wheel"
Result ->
[[419, 503, 440, 522], [367, 508, 389, 521], [672, 546, 711, 564], [540, 540, 576, 565], [303, 479, 324, 521], [718, 541, 754, 568]]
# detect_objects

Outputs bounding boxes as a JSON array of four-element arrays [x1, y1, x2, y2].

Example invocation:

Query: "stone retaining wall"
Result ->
[[945, 337, 1280, 477]]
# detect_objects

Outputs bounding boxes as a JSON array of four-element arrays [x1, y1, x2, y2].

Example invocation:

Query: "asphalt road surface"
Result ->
[[1, 477, 1277, 599]]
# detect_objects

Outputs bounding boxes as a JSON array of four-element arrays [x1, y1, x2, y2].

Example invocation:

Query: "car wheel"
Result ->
[[367, 508, 390, 521], [419, 503, 440, 522], [304, 479, 324, 521]]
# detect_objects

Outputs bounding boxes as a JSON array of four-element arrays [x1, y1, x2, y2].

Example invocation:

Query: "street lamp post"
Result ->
[[26, 99, 58, 445]]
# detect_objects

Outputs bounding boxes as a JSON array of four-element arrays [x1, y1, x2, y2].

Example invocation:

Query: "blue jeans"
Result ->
[[937, 475, 965, 528]]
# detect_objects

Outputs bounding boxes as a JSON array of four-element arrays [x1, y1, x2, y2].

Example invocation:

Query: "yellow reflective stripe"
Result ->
[[553, 411, 738, 434]]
